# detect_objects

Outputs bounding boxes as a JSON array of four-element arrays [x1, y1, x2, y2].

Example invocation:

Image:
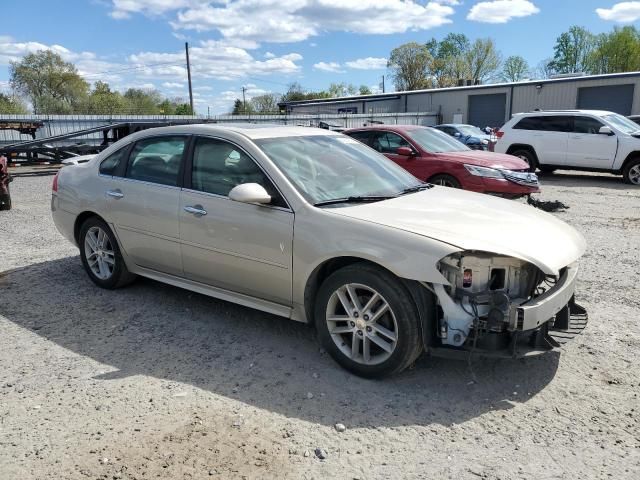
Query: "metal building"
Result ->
[[280, 72, 640, 128]]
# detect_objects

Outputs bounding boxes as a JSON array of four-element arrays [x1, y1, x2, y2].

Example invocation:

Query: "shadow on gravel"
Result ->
[[537, 171, 629, 189], [0, 257, 560, 428]]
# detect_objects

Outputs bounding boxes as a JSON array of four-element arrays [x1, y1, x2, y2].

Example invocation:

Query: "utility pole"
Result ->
[[242, 86, 247, 114], [185, 42, 194, 115], [381, 75, 385, 93]]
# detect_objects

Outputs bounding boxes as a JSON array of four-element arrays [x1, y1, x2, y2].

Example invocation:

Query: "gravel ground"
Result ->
[[0, 171, 639, 480]]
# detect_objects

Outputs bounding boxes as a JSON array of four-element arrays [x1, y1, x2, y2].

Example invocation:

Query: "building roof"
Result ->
[[280, 71, 640, 107]]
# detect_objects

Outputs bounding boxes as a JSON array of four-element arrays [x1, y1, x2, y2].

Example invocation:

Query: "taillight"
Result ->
[[52, 171, 60, 192], [496, 130, 505, 139]]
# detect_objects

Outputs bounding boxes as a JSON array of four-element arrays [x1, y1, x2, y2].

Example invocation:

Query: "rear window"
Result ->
[[514, 115, 572, 132], [345, 131, 372, 145]]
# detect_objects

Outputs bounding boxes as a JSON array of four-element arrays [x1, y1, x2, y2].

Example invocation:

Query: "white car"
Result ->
[[494, 110, 640, 185], [51, 124, 588, 377]]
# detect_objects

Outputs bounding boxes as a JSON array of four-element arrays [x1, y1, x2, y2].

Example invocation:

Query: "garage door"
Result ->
[[577, 84, 634, 116], [468, 93, 507, 129]]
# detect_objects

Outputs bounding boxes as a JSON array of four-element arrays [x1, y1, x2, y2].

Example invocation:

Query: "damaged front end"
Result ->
[[429, 252, 588, 358]]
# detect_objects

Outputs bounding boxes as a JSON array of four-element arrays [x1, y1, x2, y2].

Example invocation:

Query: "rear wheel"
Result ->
[[429, 174, 461, 189], [511, 149, 538, 172], [79, 217, 136, 289], [538, 166, 556, 173], [314, 264, 423, 378], [622, 159, 640, 185]]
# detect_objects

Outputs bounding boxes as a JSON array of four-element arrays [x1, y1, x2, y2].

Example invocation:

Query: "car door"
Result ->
[[106, 135, 187, 277], [565, 116, 618, 169], [179, 136, 294, 305], [370, 131, 416, 170], [513, 115, 569, 166]]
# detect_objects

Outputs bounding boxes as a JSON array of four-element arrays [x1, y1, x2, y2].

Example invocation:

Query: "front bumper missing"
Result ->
[[430, 299, 588, 359]]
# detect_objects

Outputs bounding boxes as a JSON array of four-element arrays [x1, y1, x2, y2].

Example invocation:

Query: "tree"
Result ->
[[465, 38, 502, 83], [84, 81, 127, 114], [549, 26, 596, 74], [0, 92, 28, 114], [429, 33, 471, 87], [10, 50, 89, 114], [250, 93, 280, 114], [590, 26, 640, 74], [502, 55, 530, 82], [123, 88, 163, 114], [173, 103, 193, 115], [533, 58, 556, 79], [387, 42, 433, 91], [327, 83, 358, 97], [359, 85, 372, 95]]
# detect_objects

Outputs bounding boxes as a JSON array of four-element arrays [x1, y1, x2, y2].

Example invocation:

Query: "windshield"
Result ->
[[603, 114, 640, 134], [457, 125, 487, 137], [256, 135, 424, 205], [409, 127, 470, 153]]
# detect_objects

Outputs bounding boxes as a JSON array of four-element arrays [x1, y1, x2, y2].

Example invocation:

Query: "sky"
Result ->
[[1, 0, 639, 114]]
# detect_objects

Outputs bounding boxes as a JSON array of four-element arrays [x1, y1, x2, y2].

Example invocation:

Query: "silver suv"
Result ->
[[494, 110, 640, 184]]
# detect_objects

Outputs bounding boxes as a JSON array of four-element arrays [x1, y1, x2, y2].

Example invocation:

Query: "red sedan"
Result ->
[[344, 125, 539, 198]]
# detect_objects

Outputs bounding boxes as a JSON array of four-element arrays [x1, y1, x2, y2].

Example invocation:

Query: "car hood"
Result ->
[[328, 187, 586, 275], [434, 150, 528, 170]]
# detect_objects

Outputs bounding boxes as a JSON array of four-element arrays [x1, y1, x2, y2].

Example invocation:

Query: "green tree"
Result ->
[[359, 85, 372, 95], [250, 93, 280, 113], [0, 92, 28, 114], [327, 82, 358, 97], [173, 103, 193, 115], [9, 50, 89, 113], [502, 55, 530, 82], [465, 38, 502, 83], [388, 42, 433, 91], [550, 26, 596, 74], [84, 81, 127, 114], [123, 88, 163, 114], [533, 58, 556, 79], [590, 26, 640, 74], [428, 33, 471, 87]]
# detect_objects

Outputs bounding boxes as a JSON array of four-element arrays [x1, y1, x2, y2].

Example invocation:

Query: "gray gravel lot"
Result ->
[[1, 171, 639, 479]]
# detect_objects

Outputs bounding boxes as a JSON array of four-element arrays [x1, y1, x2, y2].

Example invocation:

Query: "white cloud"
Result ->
[[345, 57, 388, 70], [596, 2, 640, 22], [467, 0, 539, 23], [162, 81, 184, 88], [109, 0, 207, 19], [264, 52, 276, 59], [166, 1, 456, 45], [313, 61, 344, 73]]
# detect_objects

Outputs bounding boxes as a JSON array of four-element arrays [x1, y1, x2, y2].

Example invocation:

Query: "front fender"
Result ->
[[292, 206, 459, 309]]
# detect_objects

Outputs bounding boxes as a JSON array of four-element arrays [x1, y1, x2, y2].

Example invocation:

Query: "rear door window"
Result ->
[[371, 132, 412, 154], [125, 136, 187, 186], [514, 116, 571, 132], [99, 146, 128, 176], [345, 131, 372, 146]]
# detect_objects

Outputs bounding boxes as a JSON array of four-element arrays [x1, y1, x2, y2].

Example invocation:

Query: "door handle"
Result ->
[[184, 205, 207, 216], [106, 189, 124, 199]]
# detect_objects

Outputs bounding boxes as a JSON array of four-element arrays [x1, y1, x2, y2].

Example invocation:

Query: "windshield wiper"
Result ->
[[399, 183, 433, 195], [313, 195, 396, 207]]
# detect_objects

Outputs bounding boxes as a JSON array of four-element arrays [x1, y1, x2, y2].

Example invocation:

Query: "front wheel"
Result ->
[[429, 174, 461, 189], [314, 264, 423, 378], [511, 149, 538, 172], [622, 159, 640, 185], [79, 217, 136, 289]]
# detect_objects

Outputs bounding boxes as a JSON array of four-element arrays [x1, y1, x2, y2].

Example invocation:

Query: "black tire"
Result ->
[[314, 263, 423, 378], [511, 149, 538, 172], [538, 166, 556, 174], [622, 158, 640, 185], [429, 174, 461, 189], [0, 192, 10, 211], [79, 216, 136, 289]]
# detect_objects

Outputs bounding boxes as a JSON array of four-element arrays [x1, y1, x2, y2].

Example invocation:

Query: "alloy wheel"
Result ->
[[629, 164, 640, 185], [325, 283, 398, 365], [84, 226, 115, 280]]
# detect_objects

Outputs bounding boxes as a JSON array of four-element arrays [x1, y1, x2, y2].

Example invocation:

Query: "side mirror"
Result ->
[[599, 126, 614, 135], [228, 183, 271, 205], [453, 132, 461, 137], [396, 146, 415, 157]]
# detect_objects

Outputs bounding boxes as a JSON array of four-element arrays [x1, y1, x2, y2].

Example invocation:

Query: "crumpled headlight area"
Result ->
[[432, 252, 543, 347], [463, 164, 505, 179]]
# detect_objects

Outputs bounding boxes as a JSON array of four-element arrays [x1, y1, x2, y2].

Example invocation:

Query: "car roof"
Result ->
[[436, 124, 477, 128], [126, 123, 341, 141], [343, 125, 425, 133], [513, 110, 614, 117]]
